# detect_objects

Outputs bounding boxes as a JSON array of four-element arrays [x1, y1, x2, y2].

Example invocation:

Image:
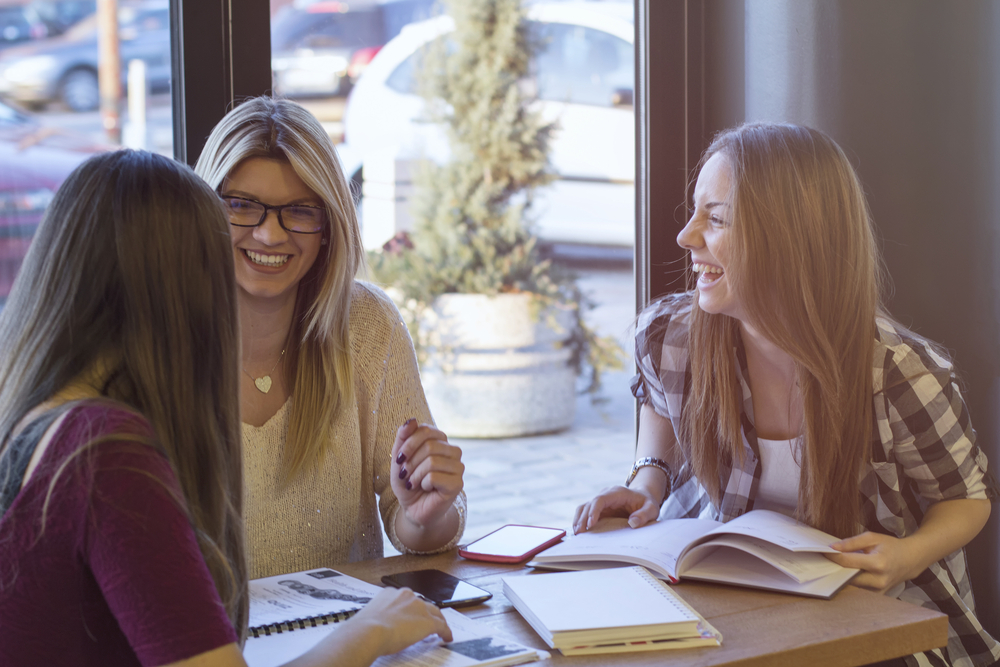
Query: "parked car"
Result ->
[[29, 0, 96, 33], [0, 100, 104, 299], [342, 1, 635, 247], [0, 3, 51, 48], [0, 1, 169, 111], [271, 0, 436, 98]]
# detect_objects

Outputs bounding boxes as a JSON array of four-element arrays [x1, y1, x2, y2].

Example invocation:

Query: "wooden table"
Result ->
[[335, 551, 948, 667]]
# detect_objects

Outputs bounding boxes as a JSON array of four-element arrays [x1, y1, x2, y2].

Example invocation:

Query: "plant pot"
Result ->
[[419, 292, 576, 438]]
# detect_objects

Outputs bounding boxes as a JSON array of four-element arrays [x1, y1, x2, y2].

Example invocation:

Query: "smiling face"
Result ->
[[677, 152, 744, 320], [222, 157, 325, 306]]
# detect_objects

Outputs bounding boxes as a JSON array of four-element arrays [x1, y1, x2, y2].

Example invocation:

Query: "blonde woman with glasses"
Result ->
[[195, 97, 465, 580], [575, 123, 999, 667], [0, 149, 451, 666]]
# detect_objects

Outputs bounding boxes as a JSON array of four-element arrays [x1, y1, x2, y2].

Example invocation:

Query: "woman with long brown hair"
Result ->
[[0, 150, 450, 666], [195, 97, 465, 579], [575, 123, 999, 667]]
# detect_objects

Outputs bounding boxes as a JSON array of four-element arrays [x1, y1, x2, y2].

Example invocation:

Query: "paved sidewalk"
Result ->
[[386, 265, 638, 554]]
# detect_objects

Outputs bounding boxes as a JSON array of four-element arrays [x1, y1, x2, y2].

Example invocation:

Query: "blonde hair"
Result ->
[[195, 96, 366, 483], [681, 123, 885, 538], [0, 150, 248, 638]]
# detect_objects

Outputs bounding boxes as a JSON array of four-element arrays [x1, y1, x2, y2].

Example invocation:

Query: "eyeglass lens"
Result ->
[[223, 197, 325, 233]]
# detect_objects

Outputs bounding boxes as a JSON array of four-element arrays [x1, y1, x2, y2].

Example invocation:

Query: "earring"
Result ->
[[321, 238, 328, 245]]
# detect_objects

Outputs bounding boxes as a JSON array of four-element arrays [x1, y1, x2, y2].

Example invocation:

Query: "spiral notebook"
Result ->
[[502, 566, 721, 655], [247, 568, 382, 638]]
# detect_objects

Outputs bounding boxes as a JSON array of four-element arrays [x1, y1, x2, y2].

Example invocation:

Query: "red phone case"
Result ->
[[458, 524, 566, 564]]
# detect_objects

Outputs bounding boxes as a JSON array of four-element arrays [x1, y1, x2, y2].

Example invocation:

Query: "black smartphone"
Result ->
[[381, 569, 493, 608]]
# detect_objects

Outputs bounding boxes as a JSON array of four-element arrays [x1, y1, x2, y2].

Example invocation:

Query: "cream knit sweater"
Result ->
[[242, 281, 466, 579]]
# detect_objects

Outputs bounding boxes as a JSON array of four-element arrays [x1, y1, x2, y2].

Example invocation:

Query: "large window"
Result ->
[[0, 0, 173, 303]]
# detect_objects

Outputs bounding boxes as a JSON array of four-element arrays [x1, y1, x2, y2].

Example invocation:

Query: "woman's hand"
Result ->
[[391, 419, 464, 529], [826, 532, 923, 594], [285, 587, 451, 667], [573, 484, 660, 534], [349, 586, 453, 652], [827, 498, 991, 595]]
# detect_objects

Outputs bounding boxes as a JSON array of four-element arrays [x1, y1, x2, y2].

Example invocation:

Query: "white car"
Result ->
[[342, 1, 635, 247]]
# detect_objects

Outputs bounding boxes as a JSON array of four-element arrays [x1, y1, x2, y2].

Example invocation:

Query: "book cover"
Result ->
[[502, 566, 719, 652]]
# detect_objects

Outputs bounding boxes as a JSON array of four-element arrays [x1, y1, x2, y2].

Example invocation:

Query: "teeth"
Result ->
[[693, 262, 723, 274], [246, 250, 289, 267]]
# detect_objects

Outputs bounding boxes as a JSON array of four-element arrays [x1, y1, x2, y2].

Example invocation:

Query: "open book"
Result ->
[[244, 568, 545, 667], [530, 509, 859, 599]]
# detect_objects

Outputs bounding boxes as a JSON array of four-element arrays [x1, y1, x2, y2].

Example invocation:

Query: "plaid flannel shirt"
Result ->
[[631, 292, 1000, 667]]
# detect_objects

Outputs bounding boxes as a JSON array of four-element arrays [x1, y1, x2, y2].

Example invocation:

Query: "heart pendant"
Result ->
[[254, 375, 272, 394]]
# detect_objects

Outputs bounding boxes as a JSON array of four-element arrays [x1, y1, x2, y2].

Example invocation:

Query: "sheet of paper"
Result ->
[[373, 609, 544, 667], [245, 607, 544, 667], [686, 535, 844, 583], [703, 510, 840, 552], [248, 568, 382, 630]]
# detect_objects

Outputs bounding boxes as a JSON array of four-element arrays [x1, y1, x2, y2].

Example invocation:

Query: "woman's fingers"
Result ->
[[395, 423, 451, 465], [353, 587, 453, 654], [404, 445, 465, 493], [573, 487, 647, 533]]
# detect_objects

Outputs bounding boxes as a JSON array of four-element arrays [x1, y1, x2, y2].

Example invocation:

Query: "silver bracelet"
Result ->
[[625, 457, 672, 492]]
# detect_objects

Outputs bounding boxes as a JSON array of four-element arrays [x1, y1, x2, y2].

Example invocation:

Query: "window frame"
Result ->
[[634, 0, 703, 310], [171, 0, 272, 166]]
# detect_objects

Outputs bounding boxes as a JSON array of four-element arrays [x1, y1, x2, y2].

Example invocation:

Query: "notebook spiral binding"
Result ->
[[634, 567, 697, 619], [248, 608, 360, 638]]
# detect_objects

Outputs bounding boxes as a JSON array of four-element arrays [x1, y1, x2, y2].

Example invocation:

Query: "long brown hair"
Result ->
[[0, 150, 248, 637], [681, 123, 885, 538], [195, 96, 365, 484]]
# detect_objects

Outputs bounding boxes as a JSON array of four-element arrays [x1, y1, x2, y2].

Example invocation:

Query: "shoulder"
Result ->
[[636, 291, 694, 355], [873, 318, 955, 395], [349, 280, 405, 336], [62, 400, 155, 437], [46, 401, 167, 477]]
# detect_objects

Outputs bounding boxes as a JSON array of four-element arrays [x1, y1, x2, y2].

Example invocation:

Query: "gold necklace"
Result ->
[[242, 349, 285, 394]]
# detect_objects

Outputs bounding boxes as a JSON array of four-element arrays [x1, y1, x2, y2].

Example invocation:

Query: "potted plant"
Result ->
[[369, 0, 621, 437]]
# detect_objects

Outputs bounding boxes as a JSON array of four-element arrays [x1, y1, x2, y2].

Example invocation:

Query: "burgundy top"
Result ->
[[0, 403, 238, 666]]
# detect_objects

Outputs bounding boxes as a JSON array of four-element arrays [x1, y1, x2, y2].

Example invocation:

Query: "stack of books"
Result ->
[[502, 566, 722, 656]]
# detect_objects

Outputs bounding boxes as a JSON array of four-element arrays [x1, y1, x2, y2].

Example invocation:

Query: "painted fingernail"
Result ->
[[404, 417, 416, 427], [398, 468, 408, 479], [396, 452, 406, 464], [405, 480, 412, 490]]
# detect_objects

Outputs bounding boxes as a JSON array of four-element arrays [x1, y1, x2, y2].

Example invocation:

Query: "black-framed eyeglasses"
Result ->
[[220, 195, 327, 234]]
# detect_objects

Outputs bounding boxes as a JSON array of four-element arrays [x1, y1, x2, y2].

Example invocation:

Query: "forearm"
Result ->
[[394, 503, 461, 552], [900, 497, 991, 579], [628, 403, 677, 503]]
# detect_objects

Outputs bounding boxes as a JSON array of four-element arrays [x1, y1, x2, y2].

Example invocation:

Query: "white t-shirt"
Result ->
[[754, 437, 801, 516]]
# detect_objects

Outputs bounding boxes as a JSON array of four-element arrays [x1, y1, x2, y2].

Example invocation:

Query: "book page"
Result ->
[[680, 548, 858, 600], [531, 517, 721, 580], [373, 608, 544, 667], [699, 510, 840, 552], [248, 568, 382, 630], [681, 536, 845, 584]]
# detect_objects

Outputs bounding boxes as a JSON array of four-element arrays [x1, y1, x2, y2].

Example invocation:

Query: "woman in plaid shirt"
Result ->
[[575, 123, 999, 667]]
